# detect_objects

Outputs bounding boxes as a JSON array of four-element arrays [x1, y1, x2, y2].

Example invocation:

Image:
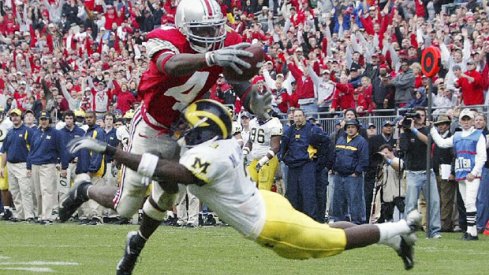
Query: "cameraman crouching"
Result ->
[[399, 107, 442, 239]]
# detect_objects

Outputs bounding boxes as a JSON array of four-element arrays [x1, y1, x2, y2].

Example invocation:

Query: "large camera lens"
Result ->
[[402, 118, 412, 128]]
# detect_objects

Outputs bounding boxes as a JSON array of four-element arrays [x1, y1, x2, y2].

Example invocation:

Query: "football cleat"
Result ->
[[1, 208, 13, 220], [397, 210, 422, 270], [58, 181, 92, 222], [462, 232, 479, 241], [397, 235, 415, 270], [116, 231, 146, 275]]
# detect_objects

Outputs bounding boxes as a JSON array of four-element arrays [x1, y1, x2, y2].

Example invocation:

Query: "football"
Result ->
[[223, 43, 264, 82]]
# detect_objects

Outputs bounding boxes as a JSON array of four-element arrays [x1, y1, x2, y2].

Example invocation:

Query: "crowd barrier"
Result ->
[[277, 105, 489, 135]]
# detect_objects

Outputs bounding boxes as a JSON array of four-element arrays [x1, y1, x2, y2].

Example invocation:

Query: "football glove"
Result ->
[[250, 89, 272, 120], [205, 43, 253, 75], [68, 137, 108, 154]]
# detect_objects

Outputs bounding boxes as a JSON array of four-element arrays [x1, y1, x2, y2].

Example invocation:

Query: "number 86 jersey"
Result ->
[[248, 117, 283, 160]]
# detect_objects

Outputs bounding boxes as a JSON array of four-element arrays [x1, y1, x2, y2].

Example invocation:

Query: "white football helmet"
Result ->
[[175, 0, 226, 53]]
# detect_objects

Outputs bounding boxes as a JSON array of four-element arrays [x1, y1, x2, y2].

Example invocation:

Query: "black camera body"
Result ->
[[402, 112, 421, 128]]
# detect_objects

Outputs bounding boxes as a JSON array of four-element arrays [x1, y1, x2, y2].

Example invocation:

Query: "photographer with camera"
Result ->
[[377, 144, 406, 223], [399, 107, 442, 239]]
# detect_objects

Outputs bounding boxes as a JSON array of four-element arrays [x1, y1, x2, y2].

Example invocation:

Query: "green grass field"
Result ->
[[0, 222, 487, 274]]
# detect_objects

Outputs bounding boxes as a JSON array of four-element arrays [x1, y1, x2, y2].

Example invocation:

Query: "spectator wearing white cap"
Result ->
[[308, 65, 335, 115], [431, 109, 487, 240], [93, 81, 109, 115]]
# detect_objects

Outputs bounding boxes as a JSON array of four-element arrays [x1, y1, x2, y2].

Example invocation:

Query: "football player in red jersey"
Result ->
[[59, 0, 271, 274]]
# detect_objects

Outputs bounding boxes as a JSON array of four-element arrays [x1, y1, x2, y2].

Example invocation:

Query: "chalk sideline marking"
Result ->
[[0, 261, 79, 266], [0, 267, 54, 273]]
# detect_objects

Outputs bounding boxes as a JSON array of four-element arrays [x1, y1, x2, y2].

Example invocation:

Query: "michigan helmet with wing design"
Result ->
[[175, 0, 226, 53], [183, 99, 233, 146]]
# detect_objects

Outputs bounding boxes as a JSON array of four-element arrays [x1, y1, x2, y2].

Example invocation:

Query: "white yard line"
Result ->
[[0, 256, 10, 260], [0, 261, 79, 266], [0, 267, 54, 273]]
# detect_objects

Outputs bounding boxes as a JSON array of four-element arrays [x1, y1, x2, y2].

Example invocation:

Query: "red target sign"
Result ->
[[421, 46, 441, 78]]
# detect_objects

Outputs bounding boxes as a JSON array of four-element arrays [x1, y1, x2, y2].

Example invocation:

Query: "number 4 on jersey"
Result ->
[[165, 72, 210, 111]]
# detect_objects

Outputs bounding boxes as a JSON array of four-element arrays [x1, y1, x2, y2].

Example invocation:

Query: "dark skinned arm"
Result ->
[[162, 53, 208, 77], [270, 135, 281, 155], [111, 148, 197, 186], [158, 52, 256, 112]]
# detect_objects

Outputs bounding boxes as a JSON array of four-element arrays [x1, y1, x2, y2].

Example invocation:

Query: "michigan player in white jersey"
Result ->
[[0, 108, 13, 219], [228, 105, 244, 147], [116, 111, 134, 151], [68, 99, 420, 273], [243, 115, 282, 190]]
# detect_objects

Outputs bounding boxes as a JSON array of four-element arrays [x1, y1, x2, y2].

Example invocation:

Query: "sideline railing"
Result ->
[[277, 105, 489, 134]]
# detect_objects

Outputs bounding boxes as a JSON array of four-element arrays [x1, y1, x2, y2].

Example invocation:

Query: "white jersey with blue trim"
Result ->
[[248, 117, 283, 160], [0, 118, 13, 152], [179, 138, 265, 239], [116, 126, 130, 151]]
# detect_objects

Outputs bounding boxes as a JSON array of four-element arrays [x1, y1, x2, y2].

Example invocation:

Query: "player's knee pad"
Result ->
[[156, 191, 177, 211], [142, 197, 167, 221], [152, 180, 178, 209], [116, 202, 141, 219], [114, 190, 146, 218]]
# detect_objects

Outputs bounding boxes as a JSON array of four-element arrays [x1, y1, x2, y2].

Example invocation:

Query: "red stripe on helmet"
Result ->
[[203, 0, 214, 16]]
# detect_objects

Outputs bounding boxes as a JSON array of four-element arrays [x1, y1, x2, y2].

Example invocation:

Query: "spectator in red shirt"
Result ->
[[354, 77, 375, 115], [331, 74, 355, 112], [115, 83, 136, 115], [454, 62, 484, 106]]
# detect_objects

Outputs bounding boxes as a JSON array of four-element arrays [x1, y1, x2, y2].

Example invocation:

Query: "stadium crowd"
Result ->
[[0, 0, 488, 242]]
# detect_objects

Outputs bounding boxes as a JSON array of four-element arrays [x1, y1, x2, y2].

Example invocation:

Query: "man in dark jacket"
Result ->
[[72, 111, 106, 225], [27, 111, 66, 224], [332, 119, 369, 224], [310, 129, 333, 223], [280, 109, 322, 219], [432, 115, 457, 232], [59, 111, 85, 199], [0, 109, 35, 222]]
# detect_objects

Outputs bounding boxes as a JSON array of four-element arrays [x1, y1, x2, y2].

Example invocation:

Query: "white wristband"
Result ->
[[267, 150, 275, 157], [137, 153, 159, 178], [258, 156, 269, 166], [243, 147, 250, 156]]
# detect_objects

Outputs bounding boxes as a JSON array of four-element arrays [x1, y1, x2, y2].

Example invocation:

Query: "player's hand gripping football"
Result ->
[[68, 137, 108, 154], [205, 42, 253, 75], [250, 88, 272, 120]]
